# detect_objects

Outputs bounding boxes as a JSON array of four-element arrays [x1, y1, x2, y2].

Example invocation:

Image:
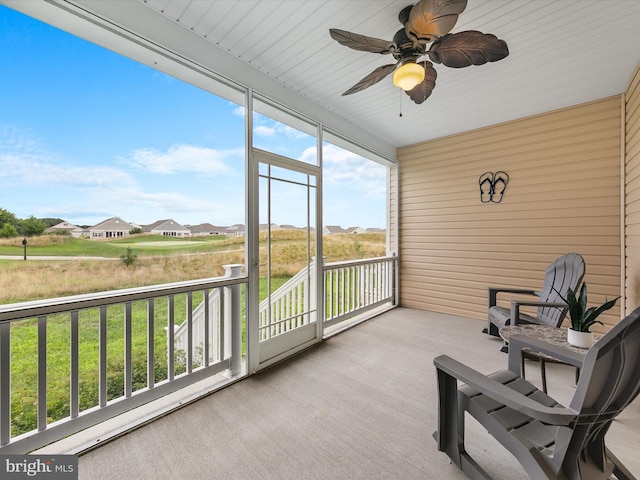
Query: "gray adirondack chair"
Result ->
[[434, 305, 640, 480], [485, 252, 586, 337]]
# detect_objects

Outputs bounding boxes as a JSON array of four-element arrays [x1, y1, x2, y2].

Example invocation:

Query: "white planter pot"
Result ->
[[567, 328, 594, 349]]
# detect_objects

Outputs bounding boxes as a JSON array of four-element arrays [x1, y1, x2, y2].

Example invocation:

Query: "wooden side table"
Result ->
[[499, 324, 595, 393]]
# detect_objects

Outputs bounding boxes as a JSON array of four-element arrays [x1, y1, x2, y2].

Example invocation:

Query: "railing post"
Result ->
[[391, 252, 398, 306], [0, 322, 10, 446], [310, 257, 317, 323], [223, 264, 244, 377]]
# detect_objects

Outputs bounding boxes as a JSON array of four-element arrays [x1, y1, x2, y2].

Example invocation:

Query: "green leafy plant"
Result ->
[[556, 283, 620, 332], [120, 247, 138, 267]]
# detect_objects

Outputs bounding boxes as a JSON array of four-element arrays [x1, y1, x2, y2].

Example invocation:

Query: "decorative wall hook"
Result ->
[[479, 171, 509, 203]]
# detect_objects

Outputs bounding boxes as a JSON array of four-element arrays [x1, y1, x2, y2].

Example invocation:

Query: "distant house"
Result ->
[[89, 217, 134, 240], [345, 226, 366, 234], [259, 223, 280, 232], [188, 223, 228, 236], [323, 225, 346, 235], [278, 224, 299, 230], [225, 224, 245, 237], [46, 220, 86, 238], [365, 227, 386, 234], [142, 219, 191, 237]]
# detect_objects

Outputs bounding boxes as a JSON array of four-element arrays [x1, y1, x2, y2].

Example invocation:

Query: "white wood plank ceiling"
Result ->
[[139, 0, 640, 147], [8, 1, 640, 150]]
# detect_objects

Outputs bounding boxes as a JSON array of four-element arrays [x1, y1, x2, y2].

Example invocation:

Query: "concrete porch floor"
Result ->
[[73, 307, 640, 479]]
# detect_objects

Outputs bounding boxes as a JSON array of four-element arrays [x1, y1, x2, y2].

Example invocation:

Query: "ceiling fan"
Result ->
[[329, 0, 509, 104]]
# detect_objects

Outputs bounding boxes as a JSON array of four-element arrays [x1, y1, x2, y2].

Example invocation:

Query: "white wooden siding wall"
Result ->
[[625, 65, 640, 313], [397, 96, 623, 328]]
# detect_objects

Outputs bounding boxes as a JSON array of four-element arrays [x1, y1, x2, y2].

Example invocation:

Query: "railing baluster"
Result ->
[[37, 316, 47, 431], [379, 262, 383, 300], [147, 299, 155, 389], [343, 267, 348, 313], [124, 302, 132, 398], [340, 268, 345, 315], [287, 290, 291, 328], [99, 306, 107, 408], [374, 263, 378, 303], [218, 287, 224, 363], [345, 267, 351, 315], [0, 322, 11, 445], [203, 289, 210, 366], [291, 288, 296, 328], [186, 293, 193, 373], [70, 311, 79, 418], [347, 267, 350, 313], [302, 280, 306, 324], [331, 270, 336, 319], [374, 263, 379, 303], [167, 295, 175, 381], [353, 266, 358, 310]]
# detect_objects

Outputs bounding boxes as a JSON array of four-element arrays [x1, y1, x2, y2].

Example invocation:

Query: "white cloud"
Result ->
[[252, 114, 311, 140], [254, 125, 276, 137], [320, 144, 387, 197], [0, 124, 41, 154], [125, 144, 241, 175], [0, 154, 135, 186], [0, 126, 136, 186], [58, 186, 241, 224]]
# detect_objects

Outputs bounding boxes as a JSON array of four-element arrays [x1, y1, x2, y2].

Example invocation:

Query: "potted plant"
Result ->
[[556, 283, 620, 348]]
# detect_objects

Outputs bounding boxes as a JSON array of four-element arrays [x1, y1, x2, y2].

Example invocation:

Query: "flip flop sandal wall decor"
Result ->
[[478, 171, 509, 203]]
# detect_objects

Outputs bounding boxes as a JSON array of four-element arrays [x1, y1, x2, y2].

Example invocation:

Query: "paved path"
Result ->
[[0, 255, 116, 261]]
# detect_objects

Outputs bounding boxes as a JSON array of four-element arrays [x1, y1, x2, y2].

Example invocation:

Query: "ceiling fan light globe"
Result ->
[[392, 62, 425, 91]]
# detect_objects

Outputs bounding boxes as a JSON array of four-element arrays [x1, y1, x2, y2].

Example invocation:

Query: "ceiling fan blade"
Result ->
[[342, 63, 397, 96], [329, 29, 396, 54], [428, 30, 509, 68], [405, 61, 437, 104], [405, 0, 468, 43]]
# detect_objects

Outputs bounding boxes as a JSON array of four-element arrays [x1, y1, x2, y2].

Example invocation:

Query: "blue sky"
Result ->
[[0, 5, 386, 229]]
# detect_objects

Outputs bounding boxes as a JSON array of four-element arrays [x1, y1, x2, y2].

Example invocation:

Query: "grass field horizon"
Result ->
[[0, 231, 386, 304]]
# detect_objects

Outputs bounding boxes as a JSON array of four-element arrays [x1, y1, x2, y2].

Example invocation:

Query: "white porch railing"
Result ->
[[176, 256, 397, 347], [0, 257, 396, 454], [0, 266, 245, 454], [258, 259, 317, 341], [256, 255, 397, 339], [324, 256, 397, 327], [172, 287, 223, 364]]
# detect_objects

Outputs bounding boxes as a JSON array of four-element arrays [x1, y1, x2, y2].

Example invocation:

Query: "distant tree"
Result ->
[[0, 208, 18, 229], [21, 216, 47, 236], [129, 227, 142, 235], [352, 237, 365, 258], [120, 247, 138, 266], [39, 217, 65, 228], [0, 223, 18, 238]]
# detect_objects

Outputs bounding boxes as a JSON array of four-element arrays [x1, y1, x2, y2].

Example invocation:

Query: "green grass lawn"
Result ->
[[0, 234, 232, 258], [8, 276, 289, 437]]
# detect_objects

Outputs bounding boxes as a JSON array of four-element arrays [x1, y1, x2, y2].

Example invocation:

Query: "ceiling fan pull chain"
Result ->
[[399, 89, 403, 117]]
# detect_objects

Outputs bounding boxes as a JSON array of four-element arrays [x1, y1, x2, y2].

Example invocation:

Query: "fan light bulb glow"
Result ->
[[392, 62, 425, 91]]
